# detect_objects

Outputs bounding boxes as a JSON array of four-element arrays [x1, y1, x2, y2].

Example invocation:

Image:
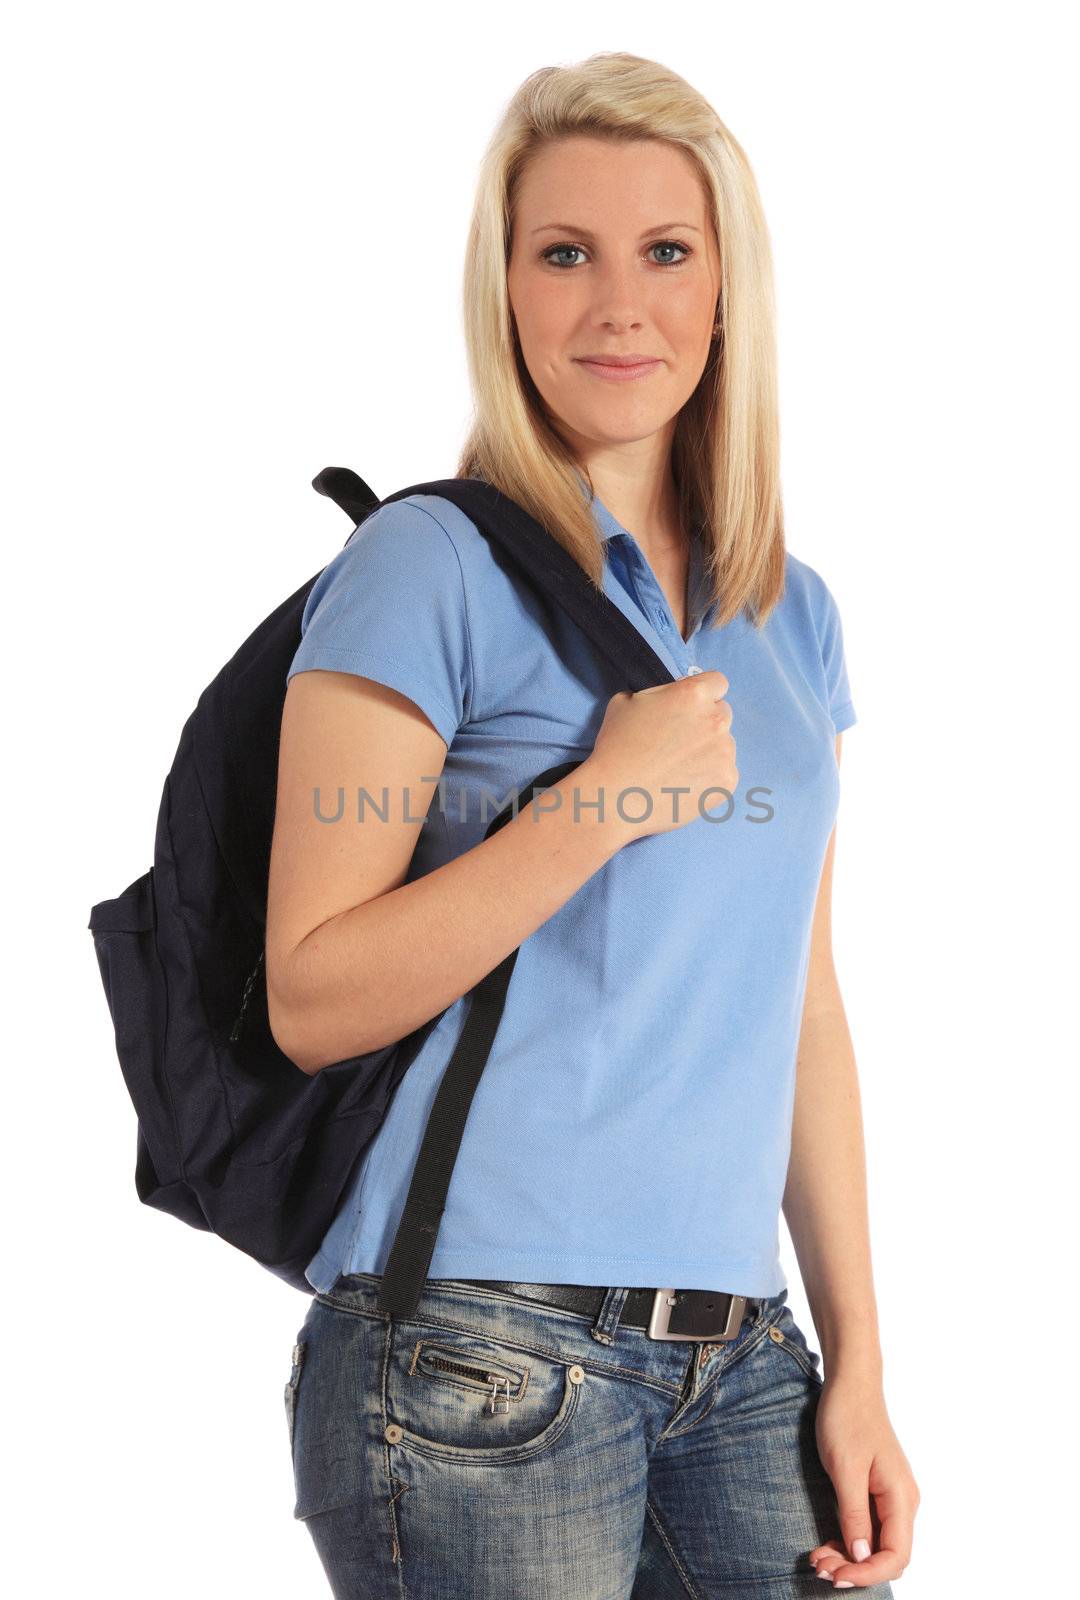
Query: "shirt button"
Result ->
[[685, 664, 703, 676]]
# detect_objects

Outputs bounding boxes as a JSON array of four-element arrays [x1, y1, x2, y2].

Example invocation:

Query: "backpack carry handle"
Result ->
[[311, 466, 381, 530]]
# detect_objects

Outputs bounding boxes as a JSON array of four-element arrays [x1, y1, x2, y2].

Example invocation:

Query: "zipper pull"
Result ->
[[229, 950, 265, 1043], [487, 1376, 511, 1415]]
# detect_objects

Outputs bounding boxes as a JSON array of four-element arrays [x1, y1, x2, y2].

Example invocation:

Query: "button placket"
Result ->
[[599, 536, 686, 681], [636, 565, 690, 669]]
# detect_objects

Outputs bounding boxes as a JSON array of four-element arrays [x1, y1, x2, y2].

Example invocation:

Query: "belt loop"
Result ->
[[589, 1286, 630, 1346]]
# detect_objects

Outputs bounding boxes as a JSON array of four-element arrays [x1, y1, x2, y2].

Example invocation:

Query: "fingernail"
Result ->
[[815, 1572, 831, 1580], [835, 1583, 855, 1590], [852, 1538, 871, 1562]]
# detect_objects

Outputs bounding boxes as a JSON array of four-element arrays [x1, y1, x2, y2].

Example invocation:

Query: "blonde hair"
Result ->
[[456, 51, 786, 630]]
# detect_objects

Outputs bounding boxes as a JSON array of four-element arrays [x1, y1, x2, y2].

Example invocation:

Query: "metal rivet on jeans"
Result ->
[[768, 1326, 784, 1343], [568, 1366, 585, 1384], [384, 1423, 404, 1443]]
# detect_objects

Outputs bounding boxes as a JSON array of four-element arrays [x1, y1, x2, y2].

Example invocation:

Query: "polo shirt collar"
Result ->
[[585, 487, 718, 641]]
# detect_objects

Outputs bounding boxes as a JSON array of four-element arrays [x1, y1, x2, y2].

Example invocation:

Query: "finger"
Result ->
[[826, 1547, 904, 1587], [808, 1540, 845, 1562], [873, 1499, 914, 1569], [826, 1499, 909, 1584], [834, 1477, 875, 1570], [866, 1473, 914, 1567], [807, 1540, 846, 1579]]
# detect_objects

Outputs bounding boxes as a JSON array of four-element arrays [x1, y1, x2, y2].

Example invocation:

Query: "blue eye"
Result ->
[[649, 241, 691, 267], [543, 244, 588, 269], [540, 241, 692, 270]]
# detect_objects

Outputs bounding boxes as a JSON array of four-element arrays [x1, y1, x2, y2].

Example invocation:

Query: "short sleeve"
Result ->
[[286, 496, 473, 747], [816, 579, 857, 734]]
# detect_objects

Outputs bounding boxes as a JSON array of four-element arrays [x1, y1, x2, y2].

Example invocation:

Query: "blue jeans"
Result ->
[[284, 1273, 895, 1598]]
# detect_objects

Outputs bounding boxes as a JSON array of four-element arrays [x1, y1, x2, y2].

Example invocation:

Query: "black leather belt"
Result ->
[[456, 1280, 762, 1341]]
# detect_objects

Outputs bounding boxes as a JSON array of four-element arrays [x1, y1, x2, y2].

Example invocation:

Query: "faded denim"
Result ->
[[284, 1274, 894, 1599]]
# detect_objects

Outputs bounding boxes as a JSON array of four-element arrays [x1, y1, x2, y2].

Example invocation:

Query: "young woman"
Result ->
[[267, 50, 918, 1599]]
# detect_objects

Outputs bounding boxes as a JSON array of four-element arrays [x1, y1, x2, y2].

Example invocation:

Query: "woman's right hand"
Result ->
[[581, 672, 739, 842]]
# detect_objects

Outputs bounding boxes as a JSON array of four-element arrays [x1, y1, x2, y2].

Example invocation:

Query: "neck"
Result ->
[[578, 465, 686, 561]]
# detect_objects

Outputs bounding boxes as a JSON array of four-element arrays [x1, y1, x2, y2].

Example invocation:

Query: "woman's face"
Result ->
[[507, 134, 721, 455]]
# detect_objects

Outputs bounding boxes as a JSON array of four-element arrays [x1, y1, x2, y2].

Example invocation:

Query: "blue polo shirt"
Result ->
[[286, 484, 856, 1296]]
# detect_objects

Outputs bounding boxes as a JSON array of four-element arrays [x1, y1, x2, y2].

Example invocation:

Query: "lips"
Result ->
[[574, 355, 662, 382], [574, 353, 658, 367]]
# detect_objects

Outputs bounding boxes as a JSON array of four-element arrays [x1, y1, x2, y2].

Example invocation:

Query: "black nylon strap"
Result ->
[[376, 760, 582, 1317]]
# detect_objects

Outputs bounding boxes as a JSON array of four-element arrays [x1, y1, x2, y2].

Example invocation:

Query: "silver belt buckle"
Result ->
[[648, 1288, 747, 1342]]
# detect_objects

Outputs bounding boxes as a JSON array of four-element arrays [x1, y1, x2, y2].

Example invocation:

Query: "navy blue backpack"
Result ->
[[87, 468, 674, 1314]]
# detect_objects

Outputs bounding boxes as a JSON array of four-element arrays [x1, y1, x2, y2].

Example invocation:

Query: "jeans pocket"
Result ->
[[769, 1306, 824, 1385], [386, 1322, 585, 1465]]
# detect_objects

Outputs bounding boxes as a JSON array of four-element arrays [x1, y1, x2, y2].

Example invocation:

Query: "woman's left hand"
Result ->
[[807, 1371, 920, 1588]]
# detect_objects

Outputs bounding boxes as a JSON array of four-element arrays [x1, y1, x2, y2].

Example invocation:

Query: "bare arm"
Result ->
[[265, 669, 628, 1074], [789, 732, 920, 1590], [781, 732, 883, 1377]]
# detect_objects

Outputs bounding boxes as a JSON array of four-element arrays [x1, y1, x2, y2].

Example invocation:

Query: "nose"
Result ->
[[589, 264, 646, 332]]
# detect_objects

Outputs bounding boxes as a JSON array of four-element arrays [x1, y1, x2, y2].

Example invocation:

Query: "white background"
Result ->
[[5, 3, 1076, 1594]]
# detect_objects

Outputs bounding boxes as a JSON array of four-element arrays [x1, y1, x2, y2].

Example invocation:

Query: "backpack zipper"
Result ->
[[229, 950, 265, 1043]]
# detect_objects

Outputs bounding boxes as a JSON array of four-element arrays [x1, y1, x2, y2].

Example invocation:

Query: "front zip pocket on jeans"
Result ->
[[409, 1339, 529, 1413], [385, 1325, 583, 1463]]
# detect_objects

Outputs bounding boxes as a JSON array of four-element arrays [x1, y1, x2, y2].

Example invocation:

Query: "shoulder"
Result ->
[[339, 491, 503, 585], [782, 549, 834, 613], [368, 491, 497, 572], [303, 494, 471, 618], [779, 550, 848, 640], [359, 491, 534, 622], [290, 492, 478, 740], [341, 492, 468, 566]]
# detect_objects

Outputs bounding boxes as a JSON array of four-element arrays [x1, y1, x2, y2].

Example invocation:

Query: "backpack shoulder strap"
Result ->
[[327, 473, 679, 694], [308, 470, 681, 1317]]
